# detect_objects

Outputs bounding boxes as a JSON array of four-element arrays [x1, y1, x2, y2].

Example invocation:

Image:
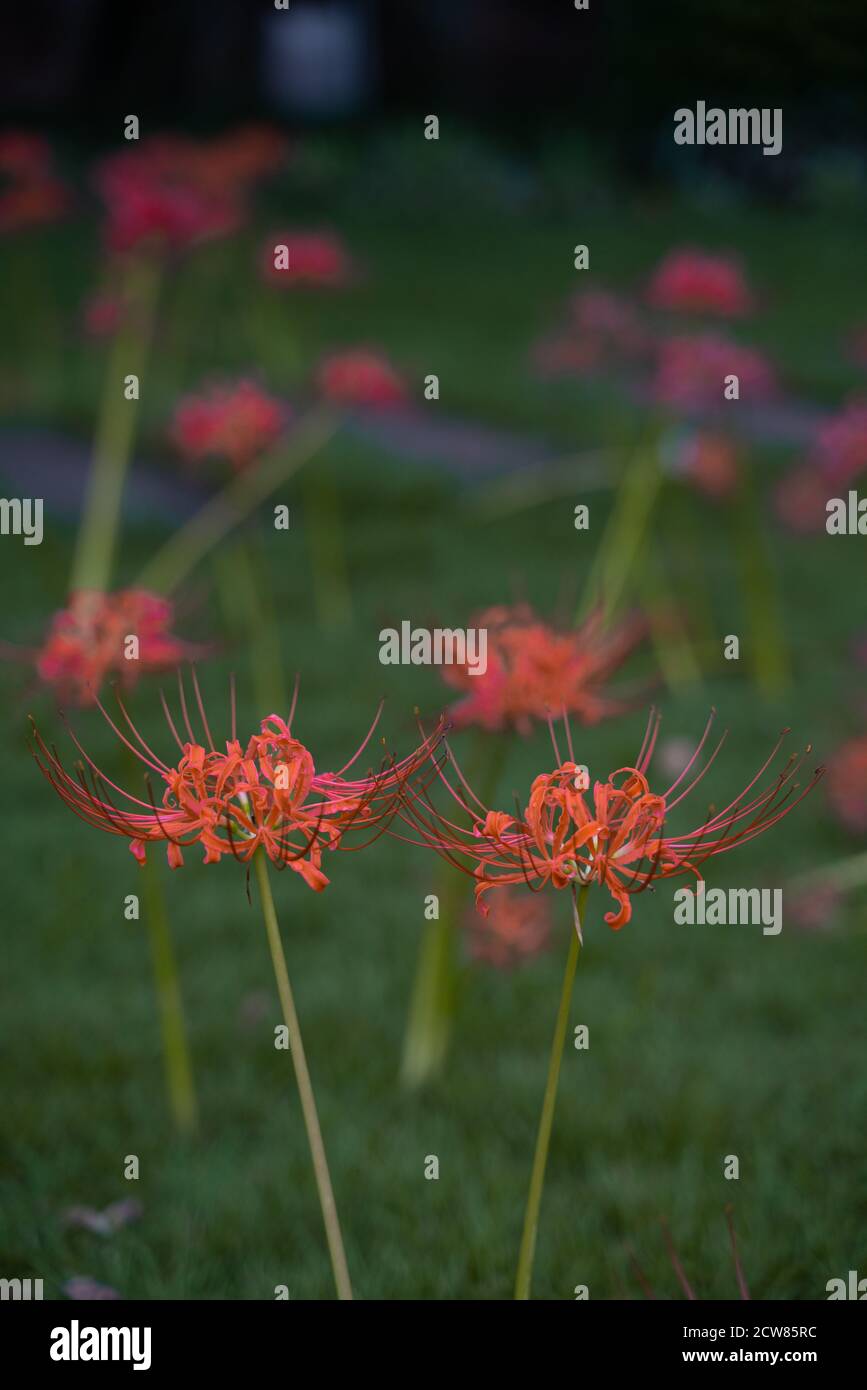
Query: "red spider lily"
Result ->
[[826, 736, 867, 835], [652, 333, 777, 411], [396, 710, 823, 933], [30, 674, 447, 888], [0, 177, 68, 232], [129, 126, 288, 196], [0, 130, 68, 232], [442, 605, 646, 734], [34, 589, 200, 706], [0, 131, 54, 178], [775, 398, 867, 533], [570, 289, 649, 354], [94, 144, 240, 256], [532, 289, 649, 380], [170, 380, 288, 471], [647, 249, 754, 317], [315, 349, 408, 408], [464, 888, 551, 968], [262, 230, 352, 287], [812, 397, 867, 487]]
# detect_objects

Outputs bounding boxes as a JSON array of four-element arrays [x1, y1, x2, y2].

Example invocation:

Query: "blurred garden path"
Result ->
[[0, 394, 826, 522]]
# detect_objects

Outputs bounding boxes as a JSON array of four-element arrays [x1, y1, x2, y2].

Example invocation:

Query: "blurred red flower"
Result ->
[[826, 736, 867, 835], [315, 349, 408, 408], [35, 589, 198, 705], [465, 888, 552, 968], [262, 230, 351, 287], [533, 289, 649, 378], [170, 379, 288, 471], [94, 141, 241, 255], [653, 333, 777, 411], [813, 397, 867, 487], [442, 605, 645, 734], [647, 248, 754, 317], [0, 129, 68, 232]]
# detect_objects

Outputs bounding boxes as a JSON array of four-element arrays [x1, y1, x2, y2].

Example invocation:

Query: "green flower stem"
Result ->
[[399, 864, 468, 1089], [514, 885, 588, 1300], [139, 851, 198, 1136], [136, 410, 337, 596], [253, 850, 353, 1301], [577, 445, 662, 622], [400, 732, 507, 1089], [70, 256, 161, 593], [643, 543, 702, 691]]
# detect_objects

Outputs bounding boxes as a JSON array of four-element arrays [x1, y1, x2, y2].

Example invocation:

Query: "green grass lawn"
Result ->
[[1, 134, 865, 1299]]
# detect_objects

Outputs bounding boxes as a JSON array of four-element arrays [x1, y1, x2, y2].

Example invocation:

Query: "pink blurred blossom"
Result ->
[[35, 589, 199, 705], [94, 143, 240, 255], [652, 333, 777, 411], [170, 379, 288, 470], [647, 248, 754, 317], [813, 397, 867, 487], [262, 230, 351, 287], [0, 129, 68, 232], [315, 349, 408, 409], [826, 736, 867, 835], [465, 888, 552, 968]]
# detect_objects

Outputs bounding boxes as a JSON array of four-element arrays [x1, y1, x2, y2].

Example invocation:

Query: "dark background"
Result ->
[[3, 0, 866, 173]]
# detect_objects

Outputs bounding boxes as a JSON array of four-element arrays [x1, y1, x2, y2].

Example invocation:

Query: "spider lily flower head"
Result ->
[[812, 397, 867, 488], [442, 605, 646, 734], [154, 125, 288, 195], [170, 379, 288, 471], [262, 230, 352, 287], [397, 710, 823, 934], [315, 349, 408, 409], [34, 589, 200, 706], [773, 401, 867, 534], [532, 290, 649, 380], [569, 289, 650, 357], [30, 673, 447, 889], [646, 249, 755, 318], [0, 131, 55, 179], [652, 333, 777, 412], [0, 130, 68, 232], [826, 735, 867, 835], [94, 143, 240, 256]]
